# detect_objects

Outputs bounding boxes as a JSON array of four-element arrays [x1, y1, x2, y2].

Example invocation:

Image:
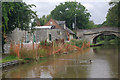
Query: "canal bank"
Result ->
[[90, 44, 103, 47], [1, 44, 119, 78], [1, 39, 90, 69]]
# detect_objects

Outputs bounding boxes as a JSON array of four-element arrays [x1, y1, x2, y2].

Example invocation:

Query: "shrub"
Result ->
[[67, 39, 88, 48], [40, 41, 51, 46]]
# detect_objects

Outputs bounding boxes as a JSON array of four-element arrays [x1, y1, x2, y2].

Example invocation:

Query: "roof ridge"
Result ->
[[64, 26, 75, 34]]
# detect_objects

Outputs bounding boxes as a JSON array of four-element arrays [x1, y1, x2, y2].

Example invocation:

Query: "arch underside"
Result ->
[[77, 27, 120, 44], [92, 33, 120, 44]]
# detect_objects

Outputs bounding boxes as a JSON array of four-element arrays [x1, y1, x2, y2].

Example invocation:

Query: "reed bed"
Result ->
[[10, 39, 90, 60]]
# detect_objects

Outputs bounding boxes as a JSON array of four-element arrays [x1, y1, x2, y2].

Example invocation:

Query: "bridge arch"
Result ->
[[77, 27, 120, 44], [92, 33, 120, 44], [92, 34, 103, 44]]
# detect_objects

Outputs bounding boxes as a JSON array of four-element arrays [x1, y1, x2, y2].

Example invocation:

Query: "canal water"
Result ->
[[1, 44, 119, 78]]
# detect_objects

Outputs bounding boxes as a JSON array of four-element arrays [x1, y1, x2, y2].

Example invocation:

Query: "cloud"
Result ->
[[82, 2, 110, 24], [82, 3, 94, 9], [25, 2, 59, 18], [23, 0, 111, 24], [24, 0, 111, 3]]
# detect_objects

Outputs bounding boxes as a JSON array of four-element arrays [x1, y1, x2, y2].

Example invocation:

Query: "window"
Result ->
[[49, 34, 52, 41], [51, 25, 55, 29], [26, 34, 29, 43]]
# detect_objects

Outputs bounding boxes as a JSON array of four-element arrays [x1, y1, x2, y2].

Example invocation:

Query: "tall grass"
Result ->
[[20, 48, 36, 59], [69, 39, 89, 48], [9, 39, 90, 60]]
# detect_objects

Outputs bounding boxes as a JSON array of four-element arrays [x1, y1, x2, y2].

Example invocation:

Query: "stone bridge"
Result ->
[[76, 27, 120, 44]]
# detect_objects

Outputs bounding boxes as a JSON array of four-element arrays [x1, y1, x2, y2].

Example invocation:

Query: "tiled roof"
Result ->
[[55, 21, 65, 29], [56, 21, 65, 25], [65, 27, 75, 34], [56, 20, 75, 34]]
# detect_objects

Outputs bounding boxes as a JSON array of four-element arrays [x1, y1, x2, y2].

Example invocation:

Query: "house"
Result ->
[[4, 19, 74, 53], [6, 19, 74, 43], [34, 18, 75, 42], [34, 28, 67, 42], [45, 18, 75, 40]]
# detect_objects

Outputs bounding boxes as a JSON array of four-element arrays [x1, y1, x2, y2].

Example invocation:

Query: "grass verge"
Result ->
[[0, 55, 21, 63]]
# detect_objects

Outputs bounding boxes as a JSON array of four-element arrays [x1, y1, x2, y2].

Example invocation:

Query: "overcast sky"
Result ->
[[23, 0, 111, 24]]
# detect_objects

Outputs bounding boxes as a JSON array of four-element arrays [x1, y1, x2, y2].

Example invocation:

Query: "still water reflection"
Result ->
[[2, 45, 118, 78]]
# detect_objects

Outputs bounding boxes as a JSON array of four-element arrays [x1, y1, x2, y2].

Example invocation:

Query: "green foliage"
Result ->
[[50, 1, 91, 29], [24, 58, 32, 60], [96, 35, 120, 44], [0, 55, 19, 63], [2, 2, 37, 53], [2, 2, 37, 33], [32, 14, 51, 26], [103, 1, 120, 27], [86, 21, 97, 29], [109, 39, 120, 44], [40, 41, 51, 46], [39, 15, 52, 26], [69, 39, 87, 48]]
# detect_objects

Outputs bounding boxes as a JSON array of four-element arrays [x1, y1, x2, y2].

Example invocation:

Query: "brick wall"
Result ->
[[44, 19, 61, 29]]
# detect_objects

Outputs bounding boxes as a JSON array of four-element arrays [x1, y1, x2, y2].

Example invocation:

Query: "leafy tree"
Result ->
[[2, 2, 37, 53], [38, 14, 52, 26], [50, 1, 91, 29], [86, 21, 97, 29], [2, 2, 37, 34], [103, 0, 120, 27], [96, 0, 120, 44]]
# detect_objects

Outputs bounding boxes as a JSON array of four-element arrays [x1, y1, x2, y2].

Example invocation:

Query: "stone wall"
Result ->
[[4, 28, 33, 53], [77, 27, 120, 43], [7, 28, 26, 44], [77, 27, 120, 35], [4, 28, 68, 53], [47, 29, 67, 42], [35, 29, 67, 42], [35, 29, 47, 42]]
